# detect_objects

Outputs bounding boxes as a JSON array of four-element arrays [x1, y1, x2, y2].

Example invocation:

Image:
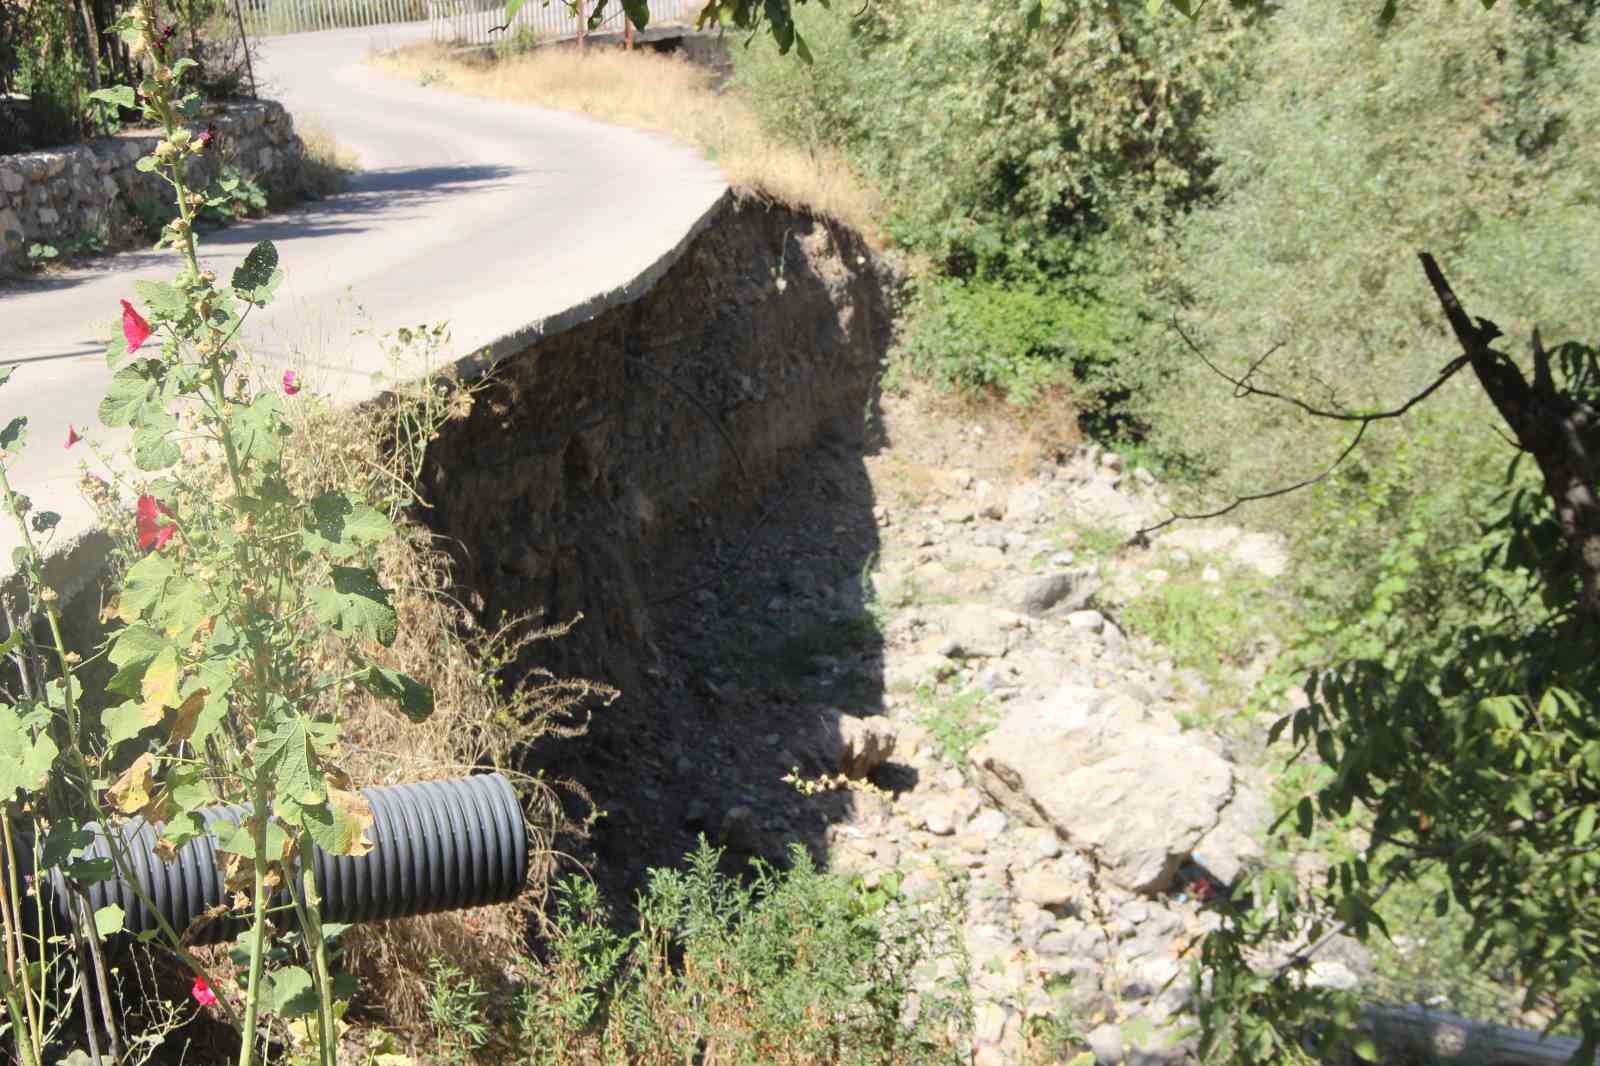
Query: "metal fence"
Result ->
[[239, 0, 431, 35], [428, 0, 698, 47]]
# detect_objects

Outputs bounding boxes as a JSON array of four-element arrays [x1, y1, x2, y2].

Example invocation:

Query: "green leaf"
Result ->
[[0, 705, 58, 801], [503, 0, 526, 21], [0, 366, 12, 388], [354, 665, 434, 722], [94, 904, 125, 937], [133, 424, 181, 471], [170, 57, 197, 78], [0, 416, 26, 450], [270, 965, 318, 1018], [1351, 1034, 1379, 1062], [312, 567, 398, 646], [99, 366, 159, 428], [226, 392, 287, 464], [1296, 796, 1314, 838], [621, 0, 649, 29], [258, 718, 326, 820], [107, 625, 170, 696], [87, 85, 136, 110], [305, 492, 394, 559], [301, 788, 374, 857], [131, 280, 188, 319], [1574, 805, 1596, 847], [232, 241, 283, 306], [102, 700, 154, 750]]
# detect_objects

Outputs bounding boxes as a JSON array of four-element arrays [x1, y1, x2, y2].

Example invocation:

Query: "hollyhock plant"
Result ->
[[191, 976, 217, 1007], [282, 369, 301, 396], [136, 494, 176, 552], [121, 300, 152, 354]]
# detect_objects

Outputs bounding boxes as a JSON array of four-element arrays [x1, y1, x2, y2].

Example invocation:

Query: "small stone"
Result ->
[[1067, 609, 1107, 634], [1017, 865, 1077, 914], [1087, 1022, 1124, 1065], [832, 714, 897, 779], [1100, 451, 1124, 473], [967, 808, 1008, 838]]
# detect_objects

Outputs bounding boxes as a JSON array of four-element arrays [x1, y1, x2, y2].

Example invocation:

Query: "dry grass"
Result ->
[[370, 42, 881, 240], [278, 359, 615, 1034], [296, 117, 361, 199]]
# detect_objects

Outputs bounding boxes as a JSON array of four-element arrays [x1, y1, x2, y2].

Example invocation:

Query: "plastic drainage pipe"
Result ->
[[46, 773, 527, 946]]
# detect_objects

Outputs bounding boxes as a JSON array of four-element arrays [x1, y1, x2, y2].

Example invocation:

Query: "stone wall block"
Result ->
[[0, 99, 303, 277]]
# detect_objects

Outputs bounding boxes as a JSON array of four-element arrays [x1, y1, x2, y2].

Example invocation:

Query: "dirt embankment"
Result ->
[[420, 193, 896, 714]]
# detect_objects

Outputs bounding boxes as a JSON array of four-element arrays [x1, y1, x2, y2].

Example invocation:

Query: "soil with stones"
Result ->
[[543, 389, 1367, 1065]]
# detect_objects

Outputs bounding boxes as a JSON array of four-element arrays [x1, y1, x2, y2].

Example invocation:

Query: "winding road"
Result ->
[[0, 21, 727, 577]]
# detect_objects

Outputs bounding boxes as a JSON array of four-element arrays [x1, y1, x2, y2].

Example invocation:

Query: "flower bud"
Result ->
[[170, 128, 191, 148], [154, 140, 178, 163], [168, 216, 189, 234]]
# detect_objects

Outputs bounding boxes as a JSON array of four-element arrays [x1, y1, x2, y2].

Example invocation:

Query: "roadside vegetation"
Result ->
[[732, 0, 1600, 1057]]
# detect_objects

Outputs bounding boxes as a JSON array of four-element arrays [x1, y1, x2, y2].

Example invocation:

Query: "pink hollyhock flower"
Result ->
[[121, 300, 152, 353], [198, 122, 218, 150], [136, 495, 176, 553], [65, 426, 81, 449], [191, 975, 216, 1007], [282, 370, 301, 396]]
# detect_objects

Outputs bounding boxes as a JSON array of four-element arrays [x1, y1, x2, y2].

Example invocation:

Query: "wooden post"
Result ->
[[1363, 1004, 1598, 1066], [234, 0, 257, 96]]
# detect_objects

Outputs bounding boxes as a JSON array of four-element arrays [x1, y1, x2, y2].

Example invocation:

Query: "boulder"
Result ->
[[814, 711, 896, 779], [1009, 567, 1101, 617], [972, 684, 1238, 895]]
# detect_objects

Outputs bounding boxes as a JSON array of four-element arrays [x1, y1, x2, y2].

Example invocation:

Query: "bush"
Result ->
[[517, 841, 973, 1065], [731, 0, 1257, 411]]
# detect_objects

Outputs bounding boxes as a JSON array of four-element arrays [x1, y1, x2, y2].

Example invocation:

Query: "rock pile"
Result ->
[[780, 441, 1289, 1064]]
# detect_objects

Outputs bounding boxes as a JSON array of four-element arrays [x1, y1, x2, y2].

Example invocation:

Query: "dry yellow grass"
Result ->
[[296, 117, 362, 198], [371, 42, 882, 240]]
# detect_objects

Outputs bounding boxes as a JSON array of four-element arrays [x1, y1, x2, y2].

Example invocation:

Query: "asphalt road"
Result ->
[[0, 21, 727, 574]]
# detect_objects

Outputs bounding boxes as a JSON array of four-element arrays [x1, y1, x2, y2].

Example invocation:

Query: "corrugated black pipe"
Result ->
[[42, 773, 527, 945]]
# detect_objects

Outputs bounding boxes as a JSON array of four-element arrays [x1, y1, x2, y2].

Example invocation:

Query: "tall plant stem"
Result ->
[[0, 974, 39, 1066], [237, 767, 275, 1066]]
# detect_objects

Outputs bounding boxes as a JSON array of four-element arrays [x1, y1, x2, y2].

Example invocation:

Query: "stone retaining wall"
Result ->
[[0, 99, 304, 277]]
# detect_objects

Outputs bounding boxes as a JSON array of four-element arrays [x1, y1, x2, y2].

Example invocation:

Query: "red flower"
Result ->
[[121, 300, 152, 354], [281, 369, 301, 396], [136, 495, 176, 552], [65, 426, 81, 449], [190, 975, 217, 1007]]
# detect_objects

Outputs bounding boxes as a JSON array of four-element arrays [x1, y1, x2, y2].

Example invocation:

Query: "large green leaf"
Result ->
[[269, 966, 318, 1018], [226, 392, 287, 464], [232, 241, 283, 307], [0, 705, 57, 801], [354, 665, 434, 723], [99, 366, 160, 428], [311, 567, 397, 646], [131, 280, 188, 319], [305, 492, 394, 559], [106, 625, 172, 697]]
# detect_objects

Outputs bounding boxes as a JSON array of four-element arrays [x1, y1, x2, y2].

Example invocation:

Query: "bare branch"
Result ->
[[1136, 423, 1369, 540], [1172, 315, 1470, 424]]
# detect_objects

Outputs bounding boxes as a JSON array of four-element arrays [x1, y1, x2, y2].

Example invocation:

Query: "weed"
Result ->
[[517, 841, 972, 1065], [914, 680, 1000, 764], [1119, 559, 1279, 683], [424, 959, 491, 1060]]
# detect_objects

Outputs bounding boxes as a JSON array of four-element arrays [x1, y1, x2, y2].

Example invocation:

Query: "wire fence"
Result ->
[[428, 0, 698, 47], [239, 0, 432, 35]]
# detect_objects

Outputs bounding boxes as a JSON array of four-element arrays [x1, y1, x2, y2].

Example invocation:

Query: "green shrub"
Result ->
[[518, 842, 972, 1065]]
